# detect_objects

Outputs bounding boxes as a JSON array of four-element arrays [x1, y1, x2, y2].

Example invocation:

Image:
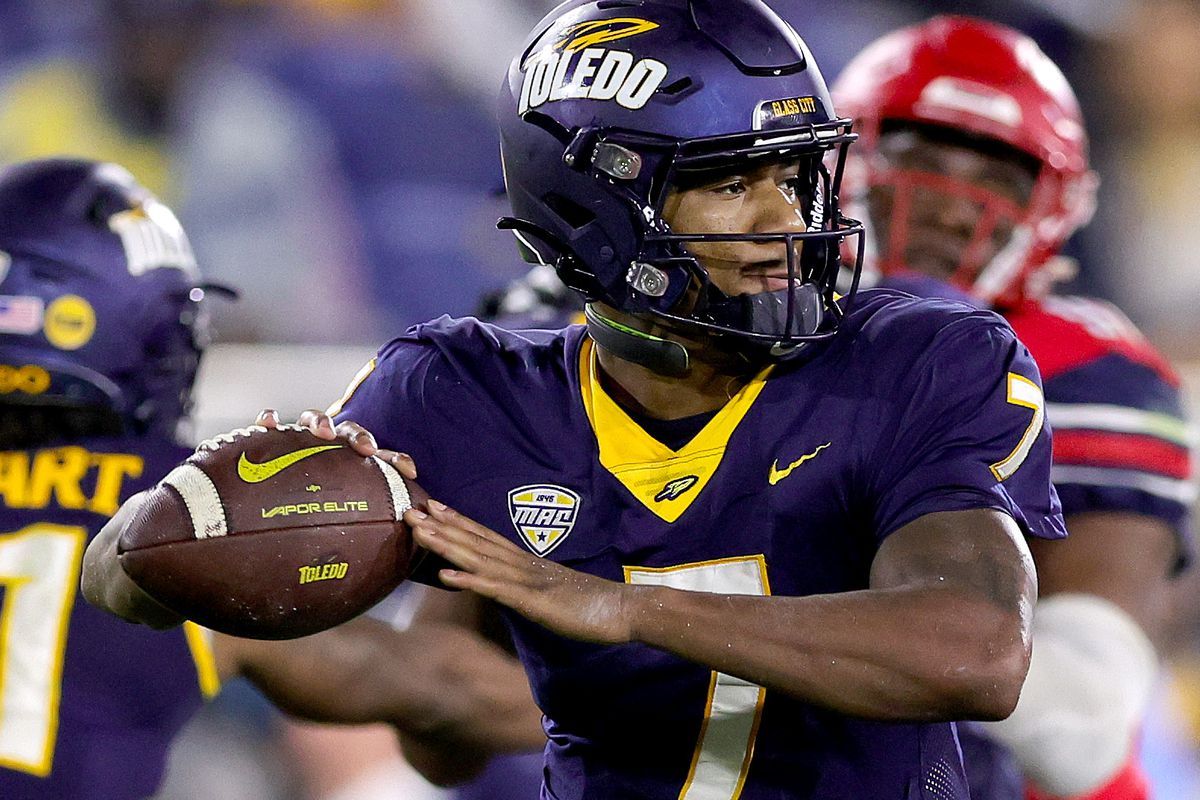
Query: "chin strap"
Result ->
[[583, 304, 691, 378]]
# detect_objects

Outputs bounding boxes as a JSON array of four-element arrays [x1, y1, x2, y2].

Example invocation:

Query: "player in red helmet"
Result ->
[[835, 14, 1098, 307], [834, 15, 1194, 800]]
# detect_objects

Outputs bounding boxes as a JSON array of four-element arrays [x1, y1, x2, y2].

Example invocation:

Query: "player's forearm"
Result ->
[[397, 733, 492, 787], [626, 583, 1029, 721], [231, 619, 425, 726], [235, 620, 544, 751], [80, 498, 185, 629]]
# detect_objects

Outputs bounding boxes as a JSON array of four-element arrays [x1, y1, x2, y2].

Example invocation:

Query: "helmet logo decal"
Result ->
[[43, 295, 96, 350], [0, 295, 44, 335], [508, 484, 580, 557], [109, 200, 198, 278], [520, 18, 667, 115], [555, 18, 658, 52]]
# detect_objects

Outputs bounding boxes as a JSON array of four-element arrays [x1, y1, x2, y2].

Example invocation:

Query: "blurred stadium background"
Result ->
[[1, 0, 1197, 797]]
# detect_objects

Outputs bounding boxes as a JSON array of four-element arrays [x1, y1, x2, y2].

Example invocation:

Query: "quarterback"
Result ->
[[99, 1, 1065, 797], [268, 1, 1069, 798], [834, 16, 1195, 800]]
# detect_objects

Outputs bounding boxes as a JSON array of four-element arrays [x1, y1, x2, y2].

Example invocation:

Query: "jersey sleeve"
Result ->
[[328, 331, 474, 506], [328, 336, 447, 585], [328, 338, 433, 455], [868, 316, 1066, 543], [1042, 354, 1196, 569]]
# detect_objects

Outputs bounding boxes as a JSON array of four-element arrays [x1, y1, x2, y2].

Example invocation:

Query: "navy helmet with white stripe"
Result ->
[[0, 158, 225, 443]]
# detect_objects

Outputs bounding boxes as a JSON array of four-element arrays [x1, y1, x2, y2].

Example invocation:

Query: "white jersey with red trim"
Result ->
[[1004, 295, 1196, 568]]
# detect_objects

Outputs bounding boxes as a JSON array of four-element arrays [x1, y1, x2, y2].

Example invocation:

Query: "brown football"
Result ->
[[118, 424, 426, 639]]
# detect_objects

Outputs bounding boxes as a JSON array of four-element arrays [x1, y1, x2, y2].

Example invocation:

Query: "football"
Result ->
[[118, 424, 426, 639]]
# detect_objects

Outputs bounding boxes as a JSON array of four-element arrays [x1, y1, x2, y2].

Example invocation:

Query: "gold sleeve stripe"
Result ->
[[989, 373, 1046, 482], [326, 358, 378, 417], [183, 622, 221, 699]]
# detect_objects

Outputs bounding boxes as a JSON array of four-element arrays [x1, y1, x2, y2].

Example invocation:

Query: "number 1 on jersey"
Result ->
[[625, 555, 770, 800], [0, 524, 86, 776]]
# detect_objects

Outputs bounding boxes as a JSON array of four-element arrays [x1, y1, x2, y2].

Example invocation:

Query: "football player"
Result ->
[[0, 158, 542, 800], [832, 16, 1196, 800], [98, 1, 1064, 797]]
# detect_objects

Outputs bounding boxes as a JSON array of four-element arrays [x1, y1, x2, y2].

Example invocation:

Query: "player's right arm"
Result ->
[[259, 392, 546, 786], [81, 414, 544, 781], [81, 475, 543, 780], [211, 615, 544, 780], [393, 589, 518, 785], [80, 491, 187, 629]]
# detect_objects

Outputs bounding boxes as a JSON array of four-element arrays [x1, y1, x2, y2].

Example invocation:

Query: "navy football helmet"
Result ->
[[499, 0, 862, 372], [0, 158, 222, 443]]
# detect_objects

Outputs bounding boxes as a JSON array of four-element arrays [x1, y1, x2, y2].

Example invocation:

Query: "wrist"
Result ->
[[623, 584, 665, 645]]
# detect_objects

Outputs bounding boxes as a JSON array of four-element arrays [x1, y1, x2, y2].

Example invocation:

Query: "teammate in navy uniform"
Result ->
[[0, 158, 542, 800], [99, 1, 1064, 797], [833, 17, 1195, 800]]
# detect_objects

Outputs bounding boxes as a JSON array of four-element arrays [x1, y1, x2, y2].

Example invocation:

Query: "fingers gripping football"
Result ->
[[406, 503, 634, 645], [255, 407, 417, 480]]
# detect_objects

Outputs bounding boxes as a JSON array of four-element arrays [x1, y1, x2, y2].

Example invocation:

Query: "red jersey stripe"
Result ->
[[1053, 430, 1192, 479]]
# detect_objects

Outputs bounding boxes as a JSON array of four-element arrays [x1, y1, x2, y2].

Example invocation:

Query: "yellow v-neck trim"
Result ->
[[578, 337, 773, 522]]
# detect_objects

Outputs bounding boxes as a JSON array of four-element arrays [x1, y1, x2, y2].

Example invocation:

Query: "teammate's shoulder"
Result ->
[[1004, 295, 1179, 384]]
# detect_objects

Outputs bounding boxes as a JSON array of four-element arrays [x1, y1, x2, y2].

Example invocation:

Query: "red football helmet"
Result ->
[[832, 15, 1098, 307]]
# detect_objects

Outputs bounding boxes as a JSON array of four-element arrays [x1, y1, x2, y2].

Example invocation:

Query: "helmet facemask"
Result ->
[[514, 120, 864, 358], [852, 122, 1045, 305]]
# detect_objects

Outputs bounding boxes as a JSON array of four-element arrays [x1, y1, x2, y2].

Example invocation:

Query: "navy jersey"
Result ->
[[0, 436, 217, 800], [333, 289, 1065, 800], [1006, 296, 1195, 564]]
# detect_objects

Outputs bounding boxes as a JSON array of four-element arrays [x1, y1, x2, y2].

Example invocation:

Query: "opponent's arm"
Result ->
[[1029, 510, 1176, 640], [979, 511, 1175, 796], [408, 502, 1036, 722]]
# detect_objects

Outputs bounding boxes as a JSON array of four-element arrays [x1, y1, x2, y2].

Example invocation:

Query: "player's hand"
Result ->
[[80, 492, 186, 629], [255, 408, 417, 480], [405, 502, 635, 645]]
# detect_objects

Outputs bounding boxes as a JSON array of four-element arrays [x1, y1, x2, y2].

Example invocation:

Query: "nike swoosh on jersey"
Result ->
[[236, 445, 342, 484], [768, 442, 832, 486]]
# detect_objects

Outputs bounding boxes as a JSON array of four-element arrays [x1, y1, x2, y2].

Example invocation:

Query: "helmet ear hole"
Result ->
[[544, 193, 596, 231]]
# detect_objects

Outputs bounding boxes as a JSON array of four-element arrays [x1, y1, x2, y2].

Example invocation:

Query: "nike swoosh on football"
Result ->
[[236, 445, 342, 484], [768, 442, 832, 486]]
